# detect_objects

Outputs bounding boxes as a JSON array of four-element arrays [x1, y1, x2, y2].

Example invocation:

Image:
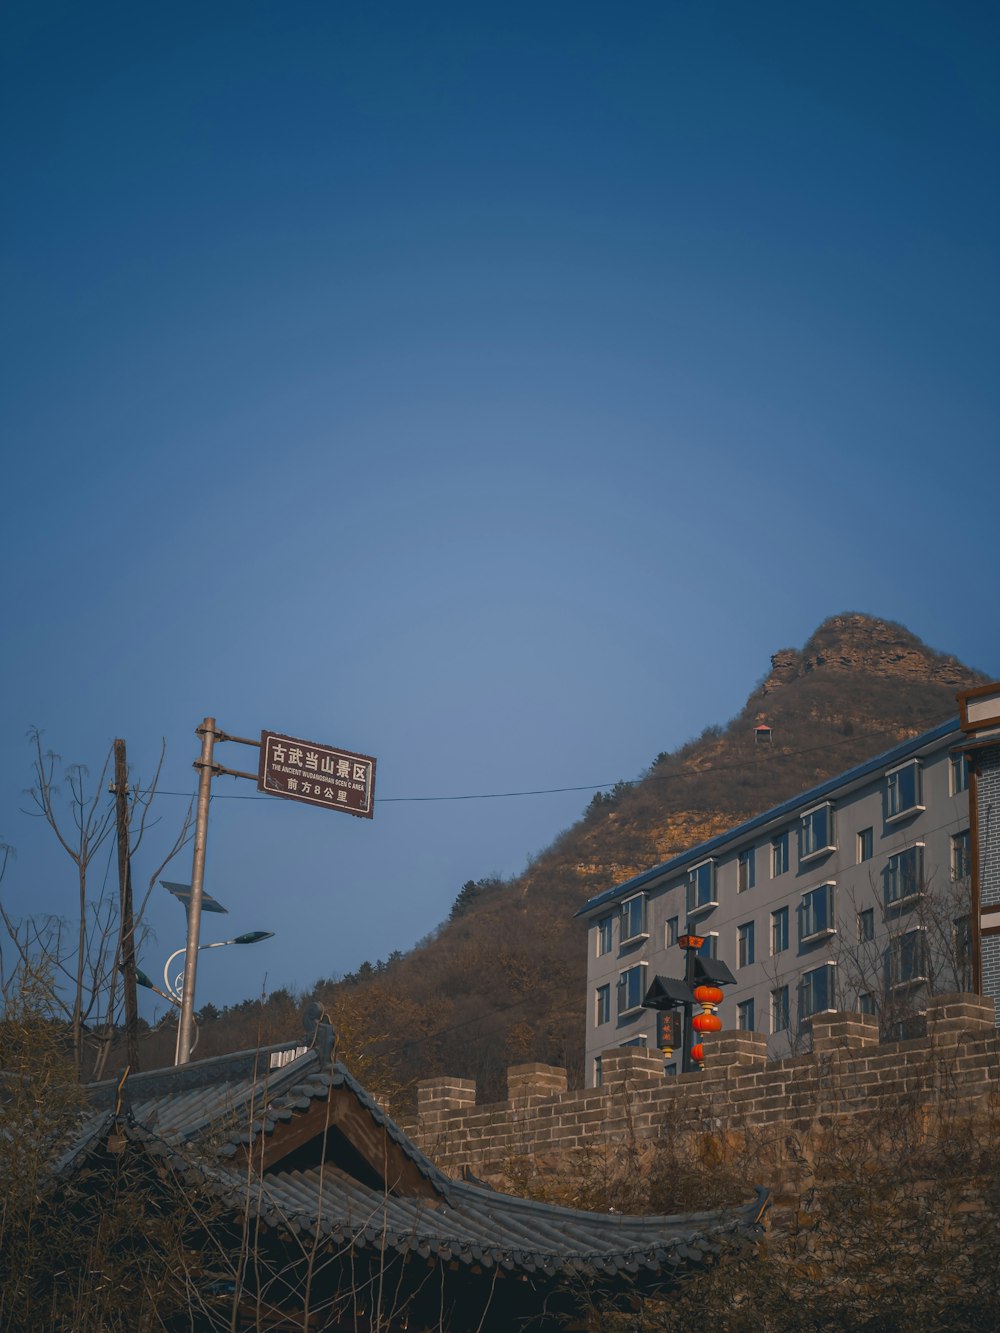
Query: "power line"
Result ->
[[141, 716, 955, 807]]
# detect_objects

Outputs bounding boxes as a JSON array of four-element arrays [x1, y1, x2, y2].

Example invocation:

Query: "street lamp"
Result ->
[[136, 931, 275, 1064], [643, 936, 736, 1073]]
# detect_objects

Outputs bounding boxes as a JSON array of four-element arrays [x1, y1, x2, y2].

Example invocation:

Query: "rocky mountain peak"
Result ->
[[759, 613, 977, 697]]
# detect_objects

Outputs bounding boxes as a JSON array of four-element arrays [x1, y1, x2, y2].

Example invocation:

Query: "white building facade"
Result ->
[[579, 719, 974, 1086]]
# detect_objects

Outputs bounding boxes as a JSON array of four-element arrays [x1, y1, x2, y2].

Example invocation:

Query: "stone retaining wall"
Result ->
[[406, 994, 999, 1218]]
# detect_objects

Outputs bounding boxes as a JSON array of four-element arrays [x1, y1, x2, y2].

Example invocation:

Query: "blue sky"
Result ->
[[2, 2, 998, 1016]]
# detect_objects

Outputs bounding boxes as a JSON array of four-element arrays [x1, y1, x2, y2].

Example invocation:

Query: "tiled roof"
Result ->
[[576, 717, 961, 918], [59, 1037, 768, 1284], [118, 1122, 768, 1280], [75, 1041, 452, 1196]]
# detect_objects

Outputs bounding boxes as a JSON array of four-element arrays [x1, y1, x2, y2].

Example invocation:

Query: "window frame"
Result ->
[[771, 831, 790, 878], [595, 983, 611, 1027], [771, 985, 790, 1033], [619, 894, 649, 945], [799, 962, 837, 1025], [617, 962, 649, 1017], [858, 907, 875, 943], [737, 847, 756, 893], [596, 915, 614, 956], [738, 920, 756, 968], [737, 998, 755, 1032], [885, 844, 925, 908], [857, 827, 873, 863], [695, 931, 719, 960], [800, 803, 836, 864], [770, 905, 789, 955], [799, 882, 836, 944], [885, 760, 924, 823], [954, 915, 971, 969], [686, 859, 718, 917], [950, 829, 970, 881], [949, 752, 969, 796], [886, 928, 929, 990], [665, 915, 679, 948]]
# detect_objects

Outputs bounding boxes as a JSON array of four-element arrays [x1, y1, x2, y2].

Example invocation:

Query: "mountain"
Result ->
[[183, 614, 986, 1105]]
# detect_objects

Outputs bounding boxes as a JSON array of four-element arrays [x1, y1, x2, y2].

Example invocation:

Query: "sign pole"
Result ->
[[176, 717, 217, 1066]]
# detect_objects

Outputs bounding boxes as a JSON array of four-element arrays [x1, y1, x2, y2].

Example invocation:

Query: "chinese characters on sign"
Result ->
[[257, 731, 377, 819]]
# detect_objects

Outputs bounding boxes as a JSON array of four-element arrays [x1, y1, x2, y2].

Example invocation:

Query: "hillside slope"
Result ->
[[187, 614, 986, 1105]]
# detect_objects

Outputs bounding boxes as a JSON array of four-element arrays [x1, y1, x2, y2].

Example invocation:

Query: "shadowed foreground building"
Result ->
[[52, 1022, 767, 1332]]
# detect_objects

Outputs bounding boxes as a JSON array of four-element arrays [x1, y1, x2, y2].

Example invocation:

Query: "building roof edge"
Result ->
[[574, 717, 961, 918]]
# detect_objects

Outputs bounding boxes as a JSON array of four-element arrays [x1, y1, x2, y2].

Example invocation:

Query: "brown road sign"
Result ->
[[258, 731, 377, 818]]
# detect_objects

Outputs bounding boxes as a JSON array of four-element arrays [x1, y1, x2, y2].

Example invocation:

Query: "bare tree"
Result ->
[[0, 730, 192, 1077], [833, 853, 973, 1042]]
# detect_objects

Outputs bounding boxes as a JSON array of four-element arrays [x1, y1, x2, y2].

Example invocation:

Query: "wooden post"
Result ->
[[113, 739, 140, 1072]]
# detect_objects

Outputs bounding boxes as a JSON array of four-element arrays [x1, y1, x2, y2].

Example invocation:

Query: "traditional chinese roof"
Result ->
[[72, 1039, 450, 1198], [55, 1032, 767, 1329]]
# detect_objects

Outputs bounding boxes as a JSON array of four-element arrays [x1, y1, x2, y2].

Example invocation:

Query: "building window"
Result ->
[[595, 984, 611, 1026], [622, 1035, 648, 1048], [800, 883, 835, 942], [738, 921, 756, 968], [858, 992, 878, 1016], [801, 804, 835, 862], [771, 986, 790, 1033], [686, 860, 717, 915], [596, 915, 613, 956], [619, 895, 648, 944], [857, 828, 873, 863], [737, 848, 756, 893], [771, 832, 789, 877], [950, 753, 969, 796], [695, 932, 718, 960], [951, 830, 970, 881], [858, 908, 875, 943], [665, 915, 679, 948], [954, 915, 971, 969], [617, 963, 648, 1015], [594, 1056, 603, 1087], [799, 963, 837, 1023], [886, 930, 928, 988], [737, 998, 755, 1031], [771, 906, 789, 955], [885, 845, 924, 907], [886, 761, 924, 821]]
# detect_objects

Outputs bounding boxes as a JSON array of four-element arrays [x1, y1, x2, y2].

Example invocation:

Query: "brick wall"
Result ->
[[977, 747, 1000, 1022], [408, 993, 999, 1221]]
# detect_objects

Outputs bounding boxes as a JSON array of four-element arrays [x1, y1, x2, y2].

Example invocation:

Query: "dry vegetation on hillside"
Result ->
[[158, 615, 984, 1110]]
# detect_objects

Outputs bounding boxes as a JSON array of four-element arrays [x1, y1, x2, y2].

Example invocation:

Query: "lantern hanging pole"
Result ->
[[682, 938, 696, 1074]]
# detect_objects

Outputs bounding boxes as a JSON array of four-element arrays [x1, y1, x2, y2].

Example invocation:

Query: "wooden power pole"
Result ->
[[113, 739, 140, 1072]]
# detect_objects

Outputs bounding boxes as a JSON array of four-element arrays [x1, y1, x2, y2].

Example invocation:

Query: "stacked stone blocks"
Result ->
[[409, 995, 999, 1193]]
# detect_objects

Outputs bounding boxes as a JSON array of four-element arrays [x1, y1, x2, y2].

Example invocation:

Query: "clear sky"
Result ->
[[2, 2, 998, 1017]]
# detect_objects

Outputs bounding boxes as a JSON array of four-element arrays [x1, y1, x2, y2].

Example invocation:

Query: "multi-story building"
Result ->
[[958, 682, 1000, 1024], [578, 717, 976, 1085]]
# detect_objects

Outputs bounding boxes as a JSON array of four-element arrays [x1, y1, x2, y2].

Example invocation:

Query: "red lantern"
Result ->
[[692, 1011, 722, 1033], [693, 984, 723, 1007], [690, 1043, 704, 1063]]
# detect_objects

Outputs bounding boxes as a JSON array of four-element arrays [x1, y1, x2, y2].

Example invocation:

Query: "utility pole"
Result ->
[[113, 738, 140, 1072], [176, 717, 217, 1065]]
